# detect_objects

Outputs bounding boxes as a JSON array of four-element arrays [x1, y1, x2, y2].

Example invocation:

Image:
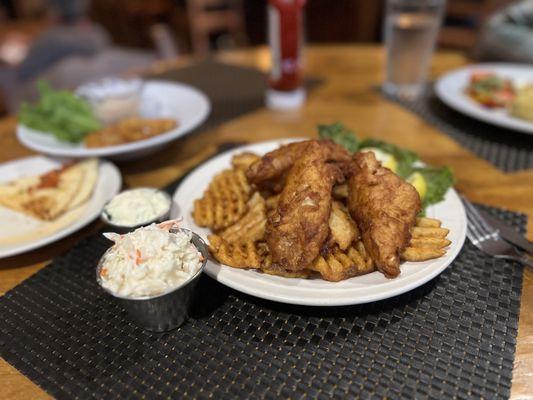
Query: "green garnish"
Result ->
[[317, 122, 359, 153], [317, 122, 455, 211], [412, 166, 455, 210], [19, 80, 101, 143]]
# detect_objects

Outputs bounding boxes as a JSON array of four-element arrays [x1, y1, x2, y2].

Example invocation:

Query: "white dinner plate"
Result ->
[[16, 81, 211, 160], [173, 139, 467, 306], [435, 63, 533, 134], [0, 156, 121, 258]]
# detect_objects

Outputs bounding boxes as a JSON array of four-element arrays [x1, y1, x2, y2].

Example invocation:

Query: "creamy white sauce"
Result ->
[[99, 225, 202, 298], [104, 188, 170, 227]]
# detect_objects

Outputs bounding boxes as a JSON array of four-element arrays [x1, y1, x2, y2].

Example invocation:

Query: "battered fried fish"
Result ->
[[347, 151, 421, 278], [246, 139, 350, 190], [266, 141, 343, 271]]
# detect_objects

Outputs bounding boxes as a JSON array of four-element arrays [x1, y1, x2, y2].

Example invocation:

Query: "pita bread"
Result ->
[[0, 158, 99, 220], [70, 159, 99, 209]]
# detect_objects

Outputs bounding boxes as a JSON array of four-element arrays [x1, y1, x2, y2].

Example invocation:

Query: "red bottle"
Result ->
[[266, 0, 306, 110]]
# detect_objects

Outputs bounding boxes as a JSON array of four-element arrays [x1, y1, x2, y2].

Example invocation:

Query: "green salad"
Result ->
[[19, 81, 101, 143], [317, 122, 454, 212]]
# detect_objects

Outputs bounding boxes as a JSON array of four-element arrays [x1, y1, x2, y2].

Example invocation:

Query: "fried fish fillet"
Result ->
[[266, 141, 343, 271], [347, 151, 421, 278], [246, 139, 350, 190]]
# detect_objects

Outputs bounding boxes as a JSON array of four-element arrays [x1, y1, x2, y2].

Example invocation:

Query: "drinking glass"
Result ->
[[383, 0, 446, 99]]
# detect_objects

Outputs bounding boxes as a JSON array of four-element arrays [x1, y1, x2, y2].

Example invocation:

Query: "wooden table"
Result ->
[[1, 45, 532, 399]]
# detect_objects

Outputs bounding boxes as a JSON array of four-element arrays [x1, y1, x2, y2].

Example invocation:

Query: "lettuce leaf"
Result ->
[[317, 122, 359, 153]]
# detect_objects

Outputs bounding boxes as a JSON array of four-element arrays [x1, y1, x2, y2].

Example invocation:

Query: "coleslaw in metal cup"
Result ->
[[96, 228, 208, 332]]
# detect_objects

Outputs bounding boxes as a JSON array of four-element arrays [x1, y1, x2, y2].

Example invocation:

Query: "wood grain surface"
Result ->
[[0, 45, 531, 399]]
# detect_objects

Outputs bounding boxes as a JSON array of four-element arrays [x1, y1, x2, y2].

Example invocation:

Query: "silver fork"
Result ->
[[462, 197, 533, 268]]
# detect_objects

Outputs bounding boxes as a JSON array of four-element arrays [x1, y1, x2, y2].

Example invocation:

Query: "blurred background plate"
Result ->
[[436, 63, 533, 134], [0, 156, 121, 258], [173, 140, 467, 306], [16, 81, 211, 160]]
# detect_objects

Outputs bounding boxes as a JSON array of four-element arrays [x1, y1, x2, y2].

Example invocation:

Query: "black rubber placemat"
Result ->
[[0, 197, 526, 399], [383, 85, 533, 172]]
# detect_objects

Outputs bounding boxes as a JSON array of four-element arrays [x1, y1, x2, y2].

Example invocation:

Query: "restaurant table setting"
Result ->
[[1, 0, 533, 398], [0, 164, 526, 399]]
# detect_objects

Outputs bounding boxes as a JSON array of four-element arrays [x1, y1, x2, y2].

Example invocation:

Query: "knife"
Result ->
[[479, 209, 533, 255]]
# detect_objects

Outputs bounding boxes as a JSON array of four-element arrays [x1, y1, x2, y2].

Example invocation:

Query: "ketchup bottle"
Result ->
[[266, 0, 306, 110]]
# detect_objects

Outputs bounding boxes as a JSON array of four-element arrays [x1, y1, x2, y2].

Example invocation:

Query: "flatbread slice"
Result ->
[[0, 159, 97, 221], [69, 159, 98, 209]]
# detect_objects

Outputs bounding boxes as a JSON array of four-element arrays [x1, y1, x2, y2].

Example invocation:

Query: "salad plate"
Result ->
[[173, 139, 467, 306], [435, 63, 533, 134], [17, 81, 211, 160]]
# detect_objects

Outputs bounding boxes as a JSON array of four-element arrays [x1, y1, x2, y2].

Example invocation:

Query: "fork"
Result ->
[[462, 196, 533, 268]]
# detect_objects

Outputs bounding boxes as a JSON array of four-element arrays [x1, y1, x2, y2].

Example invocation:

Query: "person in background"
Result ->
[[476, 0, 533, 63], [17, 0, 110, 82]]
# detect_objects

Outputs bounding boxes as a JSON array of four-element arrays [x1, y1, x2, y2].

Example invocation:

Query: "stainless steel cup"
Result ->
[[96, 229, 208, 332]]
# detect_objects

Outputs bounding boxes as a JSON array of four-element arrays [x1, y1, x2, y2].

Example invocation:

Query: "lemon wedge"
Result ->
[[407, 172, 427, 199], [360, 147, 398, 173]]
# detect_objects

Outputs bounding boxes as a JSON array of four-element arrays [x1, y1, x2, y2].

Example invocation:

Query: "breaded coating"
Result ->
[[347, 151, 421, 278], [246, 139, 350, 190], [266, 141, 343, 270]]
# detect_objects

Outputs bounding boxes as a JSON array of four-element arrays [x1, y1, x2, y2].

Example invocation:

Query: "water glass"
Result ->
[[383, 0, 446, 99]]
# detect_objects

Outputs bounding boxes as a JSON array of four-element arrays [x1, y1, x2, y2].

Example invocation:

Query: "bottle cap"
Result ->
[[265, 88, 305, 110]]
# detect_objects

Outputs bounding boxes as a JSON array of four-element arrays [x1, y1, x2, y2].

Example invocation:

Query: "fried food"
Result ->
[[328, 201, 359, 251], [402, 217, 451, 262], [246, 139, 350, 190], [265, 194, 280, 210], [347, 151, 421, 278], [261, 264, 314, 279], [411, 226, 449, 238], [266, 141, 343, 270], [415, 217, 441, 228], [231, 152, 261, 171], [311, 242, 375, 282], [192, 168, 251, 230], [219, 192, 266, 243], [198, 140, 452, 282], [208, 235, 263, 268], [332, 183, 348, 200], [84, 118, 177, 148]]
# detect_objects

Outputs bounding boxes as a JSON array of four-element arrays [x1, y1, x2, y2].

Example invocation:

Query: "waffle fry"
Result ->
[[402, 217, 451, 262], [193, 168, 251, 230], [311, 242, 375, 282], [411, 226, 449, 238], [416, 217, 441, 228], [329, 201, 359, 250], [208, 234, 262, 268], [332, 183, 348, 200], [261, 265, 314, 279], [219, 192, 266, 243], [232, 152, 261, 171]]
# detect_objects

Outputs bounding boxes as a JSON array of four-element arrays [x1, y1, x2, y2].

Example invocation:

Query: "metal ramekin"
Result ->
[[96, 229, 208, 332], [101, 188, 172, 234]]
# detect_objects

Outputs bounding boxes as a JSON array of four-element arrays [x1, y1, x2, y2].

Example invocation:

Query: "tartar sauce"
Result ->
[[104, 188, 170, 227], [99, 223, 202, 297]]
